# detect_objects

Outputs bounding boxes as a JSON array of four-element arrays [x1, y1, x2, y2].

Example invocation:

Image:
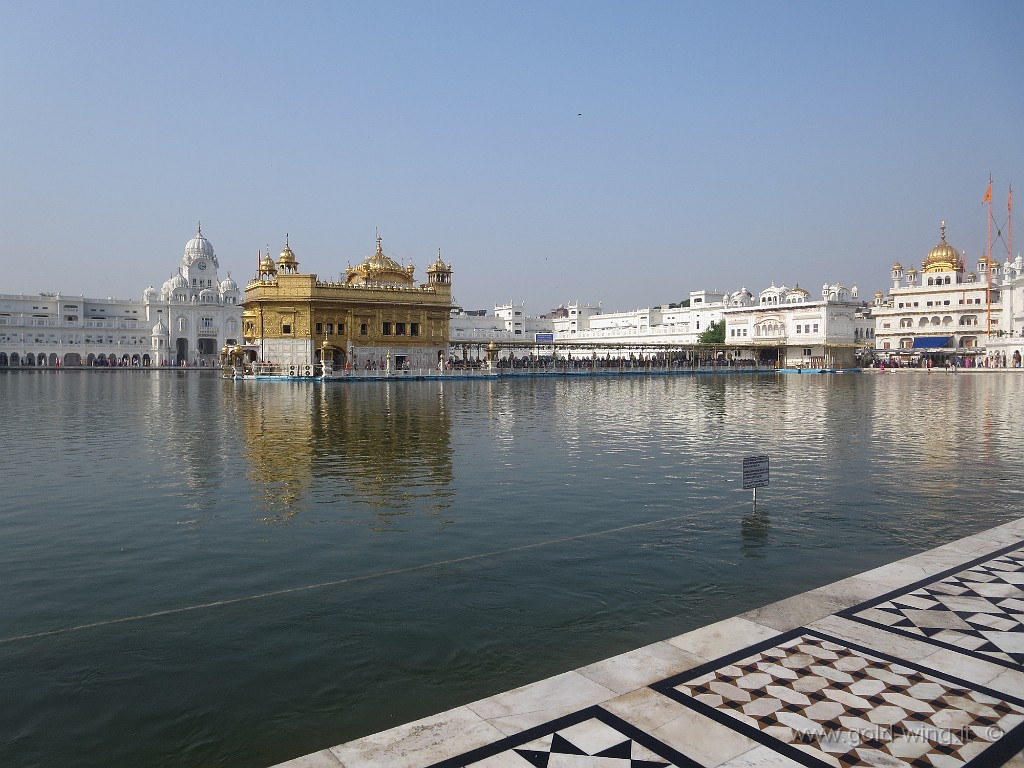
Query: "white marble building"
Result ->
[[149, 226, 242, 365], [0, 226, 242, 367], [450, 284, 864, 368], [721, 282, 862, 368], [871, 222, 1023, 365]]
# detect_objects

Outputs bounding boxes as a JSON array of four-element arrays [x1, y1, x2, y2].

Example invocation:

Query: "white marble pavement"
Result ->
[[270, 519, 1024, 768]]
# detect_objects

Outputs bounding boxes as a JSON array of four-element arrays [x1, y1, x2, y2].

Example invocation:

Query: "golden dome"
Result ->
[[344, 235, 416, 287], [260, 251, 277, 273], [874, 290, 884, 299], [427, 248, 449, 272], [277, 234, 298, 269], [922, 221, 961, 273], [790, 284, 810, 297], [891, 261, 903, 271]]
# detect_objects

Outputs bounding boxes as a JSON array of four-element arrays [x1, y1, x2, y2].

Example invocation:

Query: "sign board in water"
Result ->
[[742, 455, 769, 489]]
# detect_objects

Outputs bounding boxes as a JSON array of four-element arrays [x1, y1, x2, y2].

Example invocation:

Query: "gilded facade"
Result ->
[[241, 236, 454, 371]]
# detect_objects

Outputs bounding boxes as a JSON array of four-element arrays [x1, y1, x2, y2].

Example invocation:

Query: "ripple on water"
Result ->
[[1, 371, 1022, 768]]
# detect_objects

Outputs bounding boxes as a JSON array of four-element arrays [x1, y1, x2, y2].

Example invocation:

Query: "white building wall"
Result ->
[[0, 228, 243, 367]]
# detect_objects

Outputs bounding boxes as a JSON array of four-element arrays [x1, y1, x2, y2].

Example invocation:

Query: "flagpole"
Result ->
[[986, 175, 993, 336]]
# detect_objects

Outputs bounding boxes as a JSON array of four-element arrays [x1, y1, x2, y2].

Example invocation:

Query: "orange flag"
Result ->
[[983, 178, 992, 203]]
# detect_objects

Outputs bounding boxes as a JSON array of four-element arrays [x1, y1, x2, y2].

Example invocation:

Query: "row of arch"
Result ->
[[0, 352, 155, 367], [898, 315, 979, 328]]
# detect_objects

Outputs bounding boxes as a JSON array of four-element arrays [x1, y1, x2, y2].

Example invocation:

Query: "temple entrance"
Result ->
[[197, 338, 217, 355], [176, 338, 189, 365]]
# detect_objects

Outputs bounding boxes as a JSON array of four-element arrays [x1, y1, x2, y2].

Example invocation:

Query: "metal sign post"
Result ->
[[742, 455, 769, 507]]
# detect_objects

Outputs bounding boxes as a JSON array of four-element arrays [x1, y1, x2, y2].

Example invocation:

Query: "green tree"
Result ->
[[698, 320, 725, 344]]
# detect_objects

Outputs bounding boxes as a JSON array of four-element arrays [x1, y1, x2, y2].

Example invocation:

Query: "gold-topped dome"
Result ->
[[891, 261, 903, 271], [790, 284, 810, 297], [874, 290, 884, 299], [922, 221, 961, 273], [277, 234, 298, 271], [344, 235, 416, 287]]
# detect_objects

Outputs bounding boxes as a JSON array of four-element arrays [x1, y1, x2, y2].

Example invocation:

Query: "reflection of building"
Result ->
[[0, 226, 242, 367], [235, 383, 454, 522], [242, 235, 454, 371]]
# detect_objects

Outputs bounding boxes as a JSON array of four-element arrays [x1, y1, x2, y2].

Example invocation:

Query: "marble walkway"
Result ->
[[271, 519, 1024, 768]]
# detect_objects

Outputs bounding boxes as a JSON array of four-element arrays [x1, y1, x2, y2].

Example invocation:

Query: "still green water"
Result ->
[[1, 371, 1021, 767]]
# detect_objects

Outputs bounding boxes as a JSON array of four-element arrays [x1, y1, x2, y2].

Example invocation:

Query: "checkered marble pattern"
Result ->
[[426, 706, 700, 768], [651, 630, 1024, 768], [842, 544, 1024, 669]]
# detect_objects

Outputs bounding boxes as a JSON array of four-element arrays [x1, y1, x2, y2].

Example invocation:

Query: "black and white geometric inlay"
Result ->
[[651, 629, 1024, 768], [841, 544, 1024, 669], [425, 705, 701, 768]]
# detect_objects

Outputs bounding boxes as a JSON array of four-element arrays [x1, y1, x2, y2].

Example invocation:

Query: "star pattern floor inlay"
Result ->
[[424, 706, 702, 768], [840, 543, 1024, 670], [293, 533, 1024, 768], [650, 630, 1024, 768]]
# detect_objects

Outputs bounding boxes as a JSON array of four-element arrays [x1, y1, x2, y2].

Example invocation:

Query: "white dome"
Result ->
[[220, 273, 238, 292], [183, 225, 217, 264], [169, 272, 188, 290], [143, 285, 158, 301], [152, 320, 168, 335]]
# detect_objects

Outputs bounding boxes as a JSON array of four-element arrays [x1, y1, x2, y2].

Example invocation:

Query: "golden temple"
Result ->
[[241, 235, 454, 371]]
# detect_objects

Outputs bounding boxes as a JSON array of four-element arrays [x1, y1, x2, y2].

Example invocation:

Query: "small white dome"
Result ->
[[152, 320, 168, 335], [143, 285, 158, 301], [220, 273, 238, 292], [169, 272, 188, 290]]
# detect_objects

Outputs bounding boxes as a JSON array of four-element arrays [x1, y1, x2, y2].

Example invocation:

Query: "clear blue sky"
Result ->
[[1, 1, 1021, 313]]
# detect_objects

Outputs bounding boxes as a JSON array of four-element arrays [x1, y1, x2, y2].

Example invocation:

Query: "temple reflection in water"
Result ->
[[233, 380, 455, 524]]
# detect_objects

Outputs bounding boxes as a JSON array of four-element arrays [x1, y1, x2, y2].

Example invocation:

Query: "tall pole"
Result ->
[[985, 176, 993, 335]]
